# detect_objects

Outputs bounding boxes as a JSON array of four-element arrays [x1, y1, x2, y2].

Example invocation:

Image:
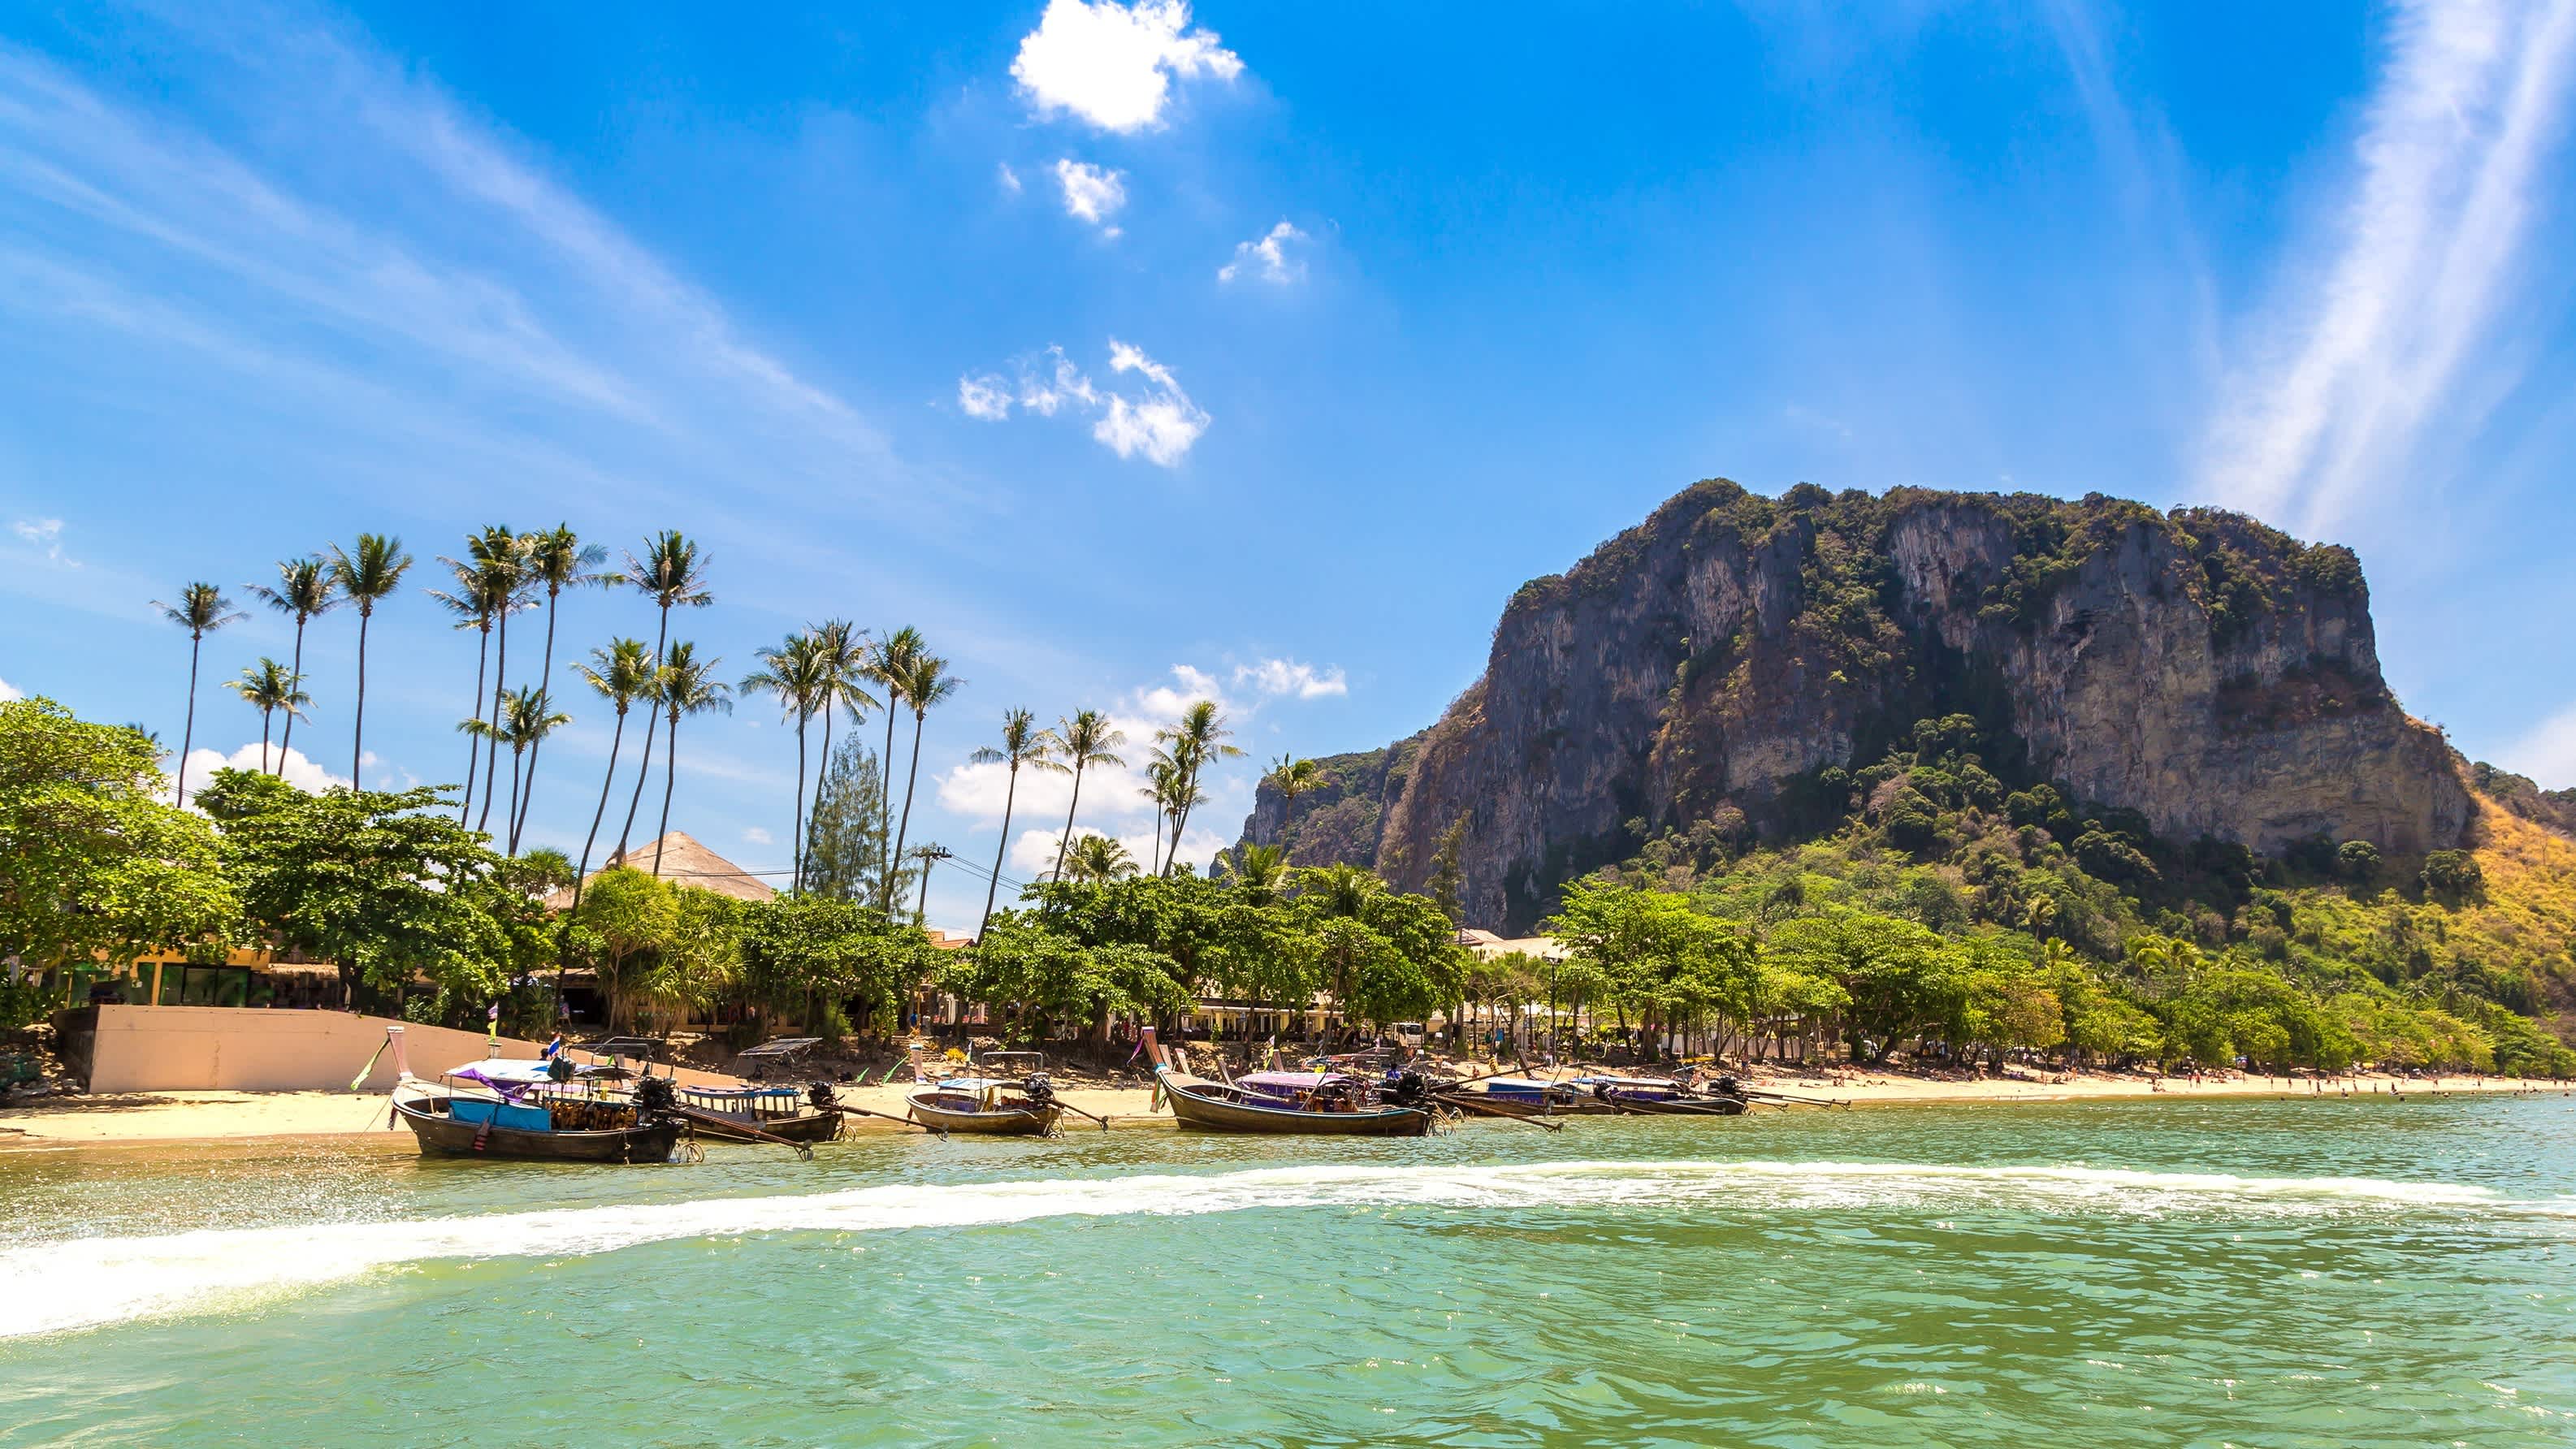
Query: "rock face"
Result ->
[[1244, 481, 2472, 930]]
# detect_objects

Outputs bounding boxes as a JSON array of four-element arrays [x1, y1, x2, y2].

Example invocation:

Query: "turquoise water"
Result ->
[[4, 1096, 2574, 1446]]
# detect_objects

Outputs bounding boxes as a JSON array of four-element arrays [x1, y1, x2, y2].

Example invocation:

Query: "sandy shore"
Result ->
[[1, 1068, 2556, 1148]]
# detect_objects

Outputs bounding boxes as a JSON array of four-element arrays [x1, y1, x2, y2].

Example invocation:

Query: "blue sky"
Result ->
[[5, 0, 2575, 930]]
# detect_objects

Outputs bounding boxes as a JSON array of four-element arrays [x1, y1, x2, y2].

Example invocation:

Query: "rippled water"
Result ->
[[4, 1095, 2574, 1446]]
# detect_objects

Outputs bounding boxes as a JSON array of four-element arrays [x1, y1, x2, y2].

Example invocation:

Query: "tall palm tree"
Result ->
[[467, 527, 531, 835], [152, 582, 246, 806], [1262, 755, 1322, 846], [970, 707, 1059, 937], [225, 658, 308, 776], [808, 620, 877, 850], [327, 534, 412, 788], [245, 556, 340, 768], [739, 630, 833, 886], [1046, 708, 1127, 881], [426, 551, 509, 822], [649, 641, 732, 876], [495, 685, 573, 857], [1217, 841, 1292, 906], [1138, 755, 1187, 875], [570, 638, 654, 910], [1156, 699, 1241, 876], [517, 524, 608, 842], [616, 531, 714, 859], [1063, 833, 1138, 883], [885, 651, 962, 912], [865, 626, 924, 896]]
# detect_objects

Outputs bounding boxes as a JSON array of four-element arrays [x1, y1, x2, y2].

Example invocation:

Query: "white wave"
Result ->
[[2, 1158, 2556, 1339]]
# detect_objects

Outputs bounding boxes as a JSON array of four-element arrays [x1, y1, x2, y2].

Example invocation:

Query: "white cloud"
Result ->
[[742, 825, 774, 846], [2197, 0, 2576, 534], [2500, 703, 2576, 789], [958, 372, 1014, 420], [1233, 658, 1347, 699], [958, 340, 1209, 465], [0, 676, 20, 702], [171, 742, 351, 806], [10, 517, 76, 566], [1053, 158, 1128, 229], [996, 162, 1023, 194], [1011, 0, 1244, 134], [1217, 221, 1309, 284]]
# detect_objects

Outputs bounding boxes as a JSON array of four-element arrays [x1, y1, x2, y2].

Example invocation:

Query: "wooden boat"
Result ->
[[906, 1076, 1063, 1135], [1473, 1077, 1617, 1116], [673, 1083, 845, 1144], [1155, 1066, 1433, 1136], [393, 1088, 685, 1161]]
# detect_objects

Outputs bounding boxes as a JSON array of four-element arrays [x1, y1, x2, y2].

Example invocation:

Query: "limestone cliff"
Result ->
[[1245, 481, 2473, 930]]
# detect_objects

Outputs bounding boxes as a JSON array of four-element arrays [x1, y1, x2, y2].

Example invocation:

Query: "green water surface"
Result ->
[[2, 1094, 2572, 1447]]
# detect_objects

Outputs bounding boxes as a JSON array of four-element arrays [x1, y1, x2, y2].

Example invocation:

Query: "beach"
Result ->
[[2, 1066, 2547, 1148]]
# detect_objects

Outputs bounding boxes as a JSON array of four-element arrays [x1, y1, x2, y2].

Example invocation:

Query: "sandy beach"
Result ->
[[1, 1067, 2553, 1148]]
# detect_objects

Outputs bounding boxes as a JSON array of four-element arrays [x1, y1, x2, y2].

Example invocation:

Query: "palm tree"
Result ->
[[1217, 841, 1292, 906], [225, 658, 308, 776], [152, 582, 247, 805], [809, 620, 878, 850], [1045, 708, 1127, 880], [1155, 699, 1241, 875], [615, 531, 714, 859], [517, 524, 608, 842], [865, 626, 924, 896], [1063, 833, 1137, 883], [245, 556, 340, 768], [495, 685, 573, 856], [1262, 755, 1322, 846], [327, 534, 412, 788], [569, 638, 654, 910], [426, 550, 509, 822], [885, 651, 962, 911], [740, 630, 833, 886], [650, 641, 733, 876], [1143, 753, 1207, 875], [971, 707, 1059, 937], [466, 527, 531, 835]]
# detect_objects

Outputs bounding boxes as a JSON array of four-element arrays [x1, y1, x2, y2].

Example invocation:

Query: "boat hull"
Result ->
[[906, 1091, 1061, 1135], [394, 1094, 684, 1163], [1159, 1073, 1431, 1136], [682, 1108, 844, 1144]]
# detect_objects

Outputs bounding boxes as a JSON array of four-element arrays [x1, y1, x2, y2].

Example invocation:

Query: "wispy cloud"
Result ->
[[1218, 221, 1308, 283], [0, 675, 20, 703], [2500, 702, 2576, 789], [1011, 0, 1243, 133], [2197, 0, 2576, 534], [1232, 658, 1345, 699], [1054, 158, 1127, 231], [10, 517, 74, 565], [952, 340, 1210, 465]]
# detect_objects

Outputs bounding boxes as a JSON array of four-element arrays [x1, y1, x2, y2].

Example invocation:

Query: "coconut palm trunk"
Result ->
[[478, 607, 512, 833], [790, 712, 810, 887], [351, 607, 372, 782], [889, 707, 928, 905], [175, 629, 203, 803], [614, 612, 671, 860], [877, 701, 900, 902], [281, 617, 306, 765], [459, 625, 490, 821], [652, 708, 681, 876], [1053, 764, 1088, 881], [981, 763, 1020, 936], [257, 703, 274, 775], [575, 704, 628, 908]]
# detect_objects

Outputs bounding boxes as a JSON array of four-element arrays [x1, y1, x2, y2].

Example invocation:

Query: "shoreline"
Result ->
[[2, 1068, 2558, 1151]]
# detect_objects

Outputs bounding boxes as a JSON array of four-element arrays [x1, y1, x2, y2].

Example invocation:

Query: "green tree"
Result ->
[[1261, 755, 1323, 848], [738, 894, 941, 1036], [426, 543, 509, 823], [244, 556, 340, 768], [1046, 708, 1128, 881], [150, 582, 247, 805], [196, 770, 531, 1006], [740, 630, 834, 885], [864, 626, 924, 895], [1153, 699, 1241, 875], [225, 659, 309, 778], [494, 686, 571, 856], [0, 700, 236, 997], [1764, 910, 1964, 1062], [803, 735, 909, 906], [569, 639, 654, 906], [946, 910, 1187, 1044], [326, 533, 413, 787], [1063, 833, 1139, 882], [972, 707, 1060, 937], [515, 524, 609, 845], [648, 641, 732, 876], [808, 619, 880, 868], [1427, 817, 1469, 924], [615, 530, 714, 859], [885, 650, 963, 910]]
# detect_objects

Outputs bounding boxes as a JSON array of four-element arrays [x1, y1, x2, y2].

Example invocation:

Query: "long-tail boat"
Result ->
[[672, 1081, 846, 1144], [1154, 1064, 1435, 1136], [905, 1075, 1065, 1135], [392, 1057, 686, 1163]]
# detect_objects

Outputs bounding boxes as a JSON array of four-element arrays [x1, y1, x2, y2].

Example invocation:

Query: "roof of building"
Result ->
[[1457, 929, 1571, 962], [543, 832, 778, 909]]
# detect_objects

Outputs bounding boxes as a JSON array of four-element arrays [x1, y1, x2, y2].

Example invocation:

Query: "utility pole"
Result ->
[[911, 845, 950, 925]]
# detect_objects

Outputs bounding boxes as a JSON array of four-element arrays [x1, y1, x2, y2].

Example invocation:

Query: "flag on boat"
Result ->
[[541, 1032, 565, 1060]]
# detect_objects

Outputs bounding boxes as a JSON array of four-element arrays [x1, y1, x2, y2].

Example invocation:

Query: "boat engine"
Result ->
[[1021, 1074, 1057, 1106], [1714, 1075, 1743, 1100], [806, 1081, 838, 1110], [631, 1075, 678, 1118], [1385, 1071, 1431, 1107], [546, 1055, 575, 1084]]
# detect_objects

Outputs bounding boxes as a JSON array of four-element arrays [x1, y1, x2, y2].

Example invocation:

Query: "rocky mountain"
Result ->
[[1245, 480, 2479, 931]]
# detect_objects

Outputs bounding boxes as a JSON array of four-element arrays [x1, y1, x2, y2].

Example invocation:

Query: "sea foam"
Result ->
[[2, 1157, 2558, 1339]]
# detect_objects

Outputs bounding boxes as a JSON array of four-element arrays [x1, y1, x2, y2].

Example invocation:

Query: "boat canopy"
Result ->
[[1237, 1071, 1351, 1090], [444, 1058, 623, 1087]]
